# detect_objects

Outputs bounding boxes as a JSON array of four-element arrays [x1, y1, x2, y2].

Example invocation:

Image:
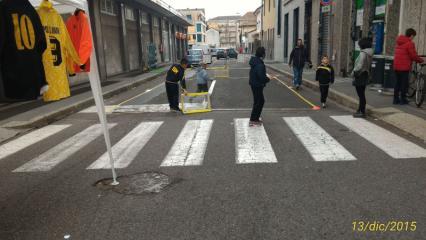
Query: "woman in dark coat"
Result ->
[[249, 47, 270, 126]]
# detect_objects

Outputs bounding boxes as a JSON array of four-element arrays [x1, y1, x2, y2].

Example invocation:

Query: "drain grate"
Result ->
[[94, 172, 178, 195]]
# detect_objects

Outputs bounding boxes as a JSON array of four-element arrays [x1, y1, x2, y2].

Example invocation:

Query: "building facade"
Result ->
[[262, 0, 276, 59], [208, 16, 241, 48], [177, 8, 206, 47], [90, 0, 190, 80], [238, 12, 257, 51], [206, 28, 220, 47]]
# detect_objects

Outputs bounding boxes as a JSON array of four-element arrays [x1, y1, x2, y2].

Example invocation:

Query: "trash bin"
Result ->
[[369, 55, 385, 90], [383, 56, 396, 92]]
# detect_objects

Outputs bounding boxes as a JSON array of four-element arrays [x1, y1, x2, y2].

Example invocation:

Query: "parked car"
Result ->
[[227, 48, 238, 59], [187, 49, 203, 66], [210, 48, 218, 58], [216, 48, 227, 59]]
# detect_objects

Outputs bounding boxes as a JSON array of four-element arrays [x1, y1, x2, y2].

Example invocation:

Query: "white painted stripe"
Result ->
[[88, 121, 163, 169], [208, 80, 216, 95], [234, 118, 277, 164], [161, 120, 213, 166], [283, 117, 356, 161], [14, 124, 116, 172], [79, 105, 117, 113], [331, 115, 426, 159], [0, 125, 71, 161]]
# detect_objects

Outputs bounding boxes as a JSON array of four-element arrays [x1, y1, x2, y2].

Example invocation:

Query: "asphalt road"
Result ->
[[0, 58, 426, 240]]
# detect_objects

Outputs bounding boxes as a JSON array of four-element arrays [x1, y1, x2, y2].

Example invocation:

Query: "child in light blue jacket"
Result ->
[[196, 63, 212, 92]]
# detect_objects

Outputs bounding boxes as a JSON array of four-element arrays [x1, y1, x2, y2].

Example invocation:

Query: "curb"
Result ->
[[266, 65, 374, 113], [267, 64, 426, 142], [1, 69, 168, 129]]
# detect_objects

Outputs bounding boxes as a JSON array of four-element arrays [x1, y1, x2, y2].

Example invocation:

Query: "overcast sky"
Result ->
[[163, 0, 262, 20]]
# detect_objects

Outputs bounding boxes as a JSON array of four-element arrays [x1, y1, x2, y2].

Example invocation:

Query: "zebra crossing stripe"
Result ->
[[331, 116, 426, 159], [161, 120, 214, 167], [235, 118, 277, 164], [88, 121, 163, 169], [283, 117, 357, 161], [0, 125, 71, 161], [13, 124, 116, 172]]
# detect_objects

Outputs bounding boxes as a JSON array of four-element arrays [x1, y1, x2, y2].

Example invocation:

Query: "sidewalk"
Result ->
[[266, 62, 426, 142], [0, 65, 171, 143]]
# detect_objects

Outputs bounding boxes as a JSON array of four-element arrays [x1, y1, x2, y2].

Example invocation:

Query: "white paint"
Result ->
[[161, 120, 213, 166], [14, 124, 116, 172], [0, 125, 71, 161], [88, 122, 163, 169], [208, 80, 216, 96], [114, 104, 171, 113], [331, 116, 426, 159], [283, 117, 356, 161], [79, 105, 117, 113], [234, 118, 277, 164]]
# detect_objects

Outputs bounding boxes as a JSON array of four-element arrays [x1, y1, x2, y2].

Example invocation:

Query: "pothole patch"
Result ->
[[94, 172, 179, 195]]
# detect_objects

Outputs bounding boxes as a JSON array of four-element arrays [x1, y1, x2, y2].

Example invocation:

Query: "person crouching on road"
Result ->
[[249, 47, 270, 127], [315, 56, 334, 109], [196, 63, 212, 92], [166, 59, 188, 112], [351, 38, 373, 118]]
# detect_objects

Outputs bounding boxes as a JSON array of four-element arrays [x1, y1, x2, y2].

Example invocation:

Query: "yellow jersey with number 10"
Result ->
[[37, 0, 80, 102]]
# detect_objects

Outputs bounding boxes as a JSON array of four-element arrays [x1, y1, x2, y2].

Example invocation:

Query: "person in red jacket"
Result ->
[[393, 28, 424, 105]]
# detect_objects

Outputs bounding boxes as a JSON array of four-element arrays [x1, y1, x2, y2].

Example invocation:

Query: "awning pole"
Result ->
[[84, 1, 119, 185]]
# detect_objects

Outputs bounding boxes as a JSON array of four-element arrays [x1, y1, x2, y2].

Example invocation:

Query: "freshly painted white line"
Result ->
[[14, 124, 116, 172], [161, 120, 213, 166], [114, 104, 171, 113], [79, 105, 117, 113], [208, 80, 216, 95], [234, 118, 277, 164], [331, 115, 426, 159], [283, 117, 356, 161], [88, 121, 163, 169], [0, 125, 71, 161]]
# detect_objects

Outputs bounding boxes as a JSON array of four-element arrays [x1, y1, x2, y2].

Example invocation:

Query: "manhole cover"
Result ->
[[95, 172, 176, 195]]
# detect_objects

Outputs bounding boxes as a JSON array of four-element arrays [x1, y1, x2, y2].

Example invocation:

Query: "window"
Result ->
[[125, 6, 135, 21], [193, 34, 196, 40], [186, 15, 192, 21], [293, 8, 299, 47], [141, 12, 149, 25], [100, 0, 117, 16], [268, 0, 271, 12], [153, 17, 159, 27], [277, 0, 281, 35], [197, 34, 202, 42], [284, 13, 289, 57], [196, 23, 202, 32]]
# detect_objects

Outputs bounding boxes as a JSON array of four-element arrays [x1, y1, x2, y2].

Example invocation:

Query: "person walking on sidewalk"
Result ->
[[315, 56, 334, 109], [289, 39, 312, 90], [196, 63, 212, 92], [249, 47, 270, 127], [393, 28, 425, 105], [166, 59, 188, 112], [351, 38, 373, 118]]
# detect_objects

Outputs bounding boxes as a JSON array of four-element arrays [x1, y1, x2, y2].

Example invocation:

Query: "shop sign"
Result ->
[[321, 5, 331, 13]]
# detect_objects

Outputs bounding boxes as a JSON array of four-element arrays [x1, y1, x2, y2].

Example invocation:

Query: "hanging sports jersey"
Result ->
[[37, 0, 80, 102], [0, 0, 47, 100], [66, 10, 93, 73]]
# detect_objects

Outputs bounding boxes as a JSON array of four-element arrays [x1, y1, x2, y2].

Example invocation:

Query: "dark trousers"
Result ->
[[319, 85, 329, 103], [197, 84, 208, 92], [165, 82, 179, 110], [250, 85, 265, 121], [394, 71, 409, 102], [355, 85, 366, 113]]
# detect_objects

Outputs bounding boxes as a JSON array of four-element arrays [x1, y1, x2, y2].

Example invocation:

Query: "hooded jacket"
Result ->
[[66, 10, 93, 73], [196, 66, 211, 85], [393, 35, 424, 71], [0, 0, 47, 100], [352, 48, 373, 86], [38, 0, 81, 102], [249, 56, 270, 87]]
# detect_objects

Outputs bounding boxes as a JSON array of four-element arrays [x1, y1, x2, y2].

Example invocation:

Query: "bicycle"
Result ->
[[408, 55, 426, 98], [414, 63, 426, 107]]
